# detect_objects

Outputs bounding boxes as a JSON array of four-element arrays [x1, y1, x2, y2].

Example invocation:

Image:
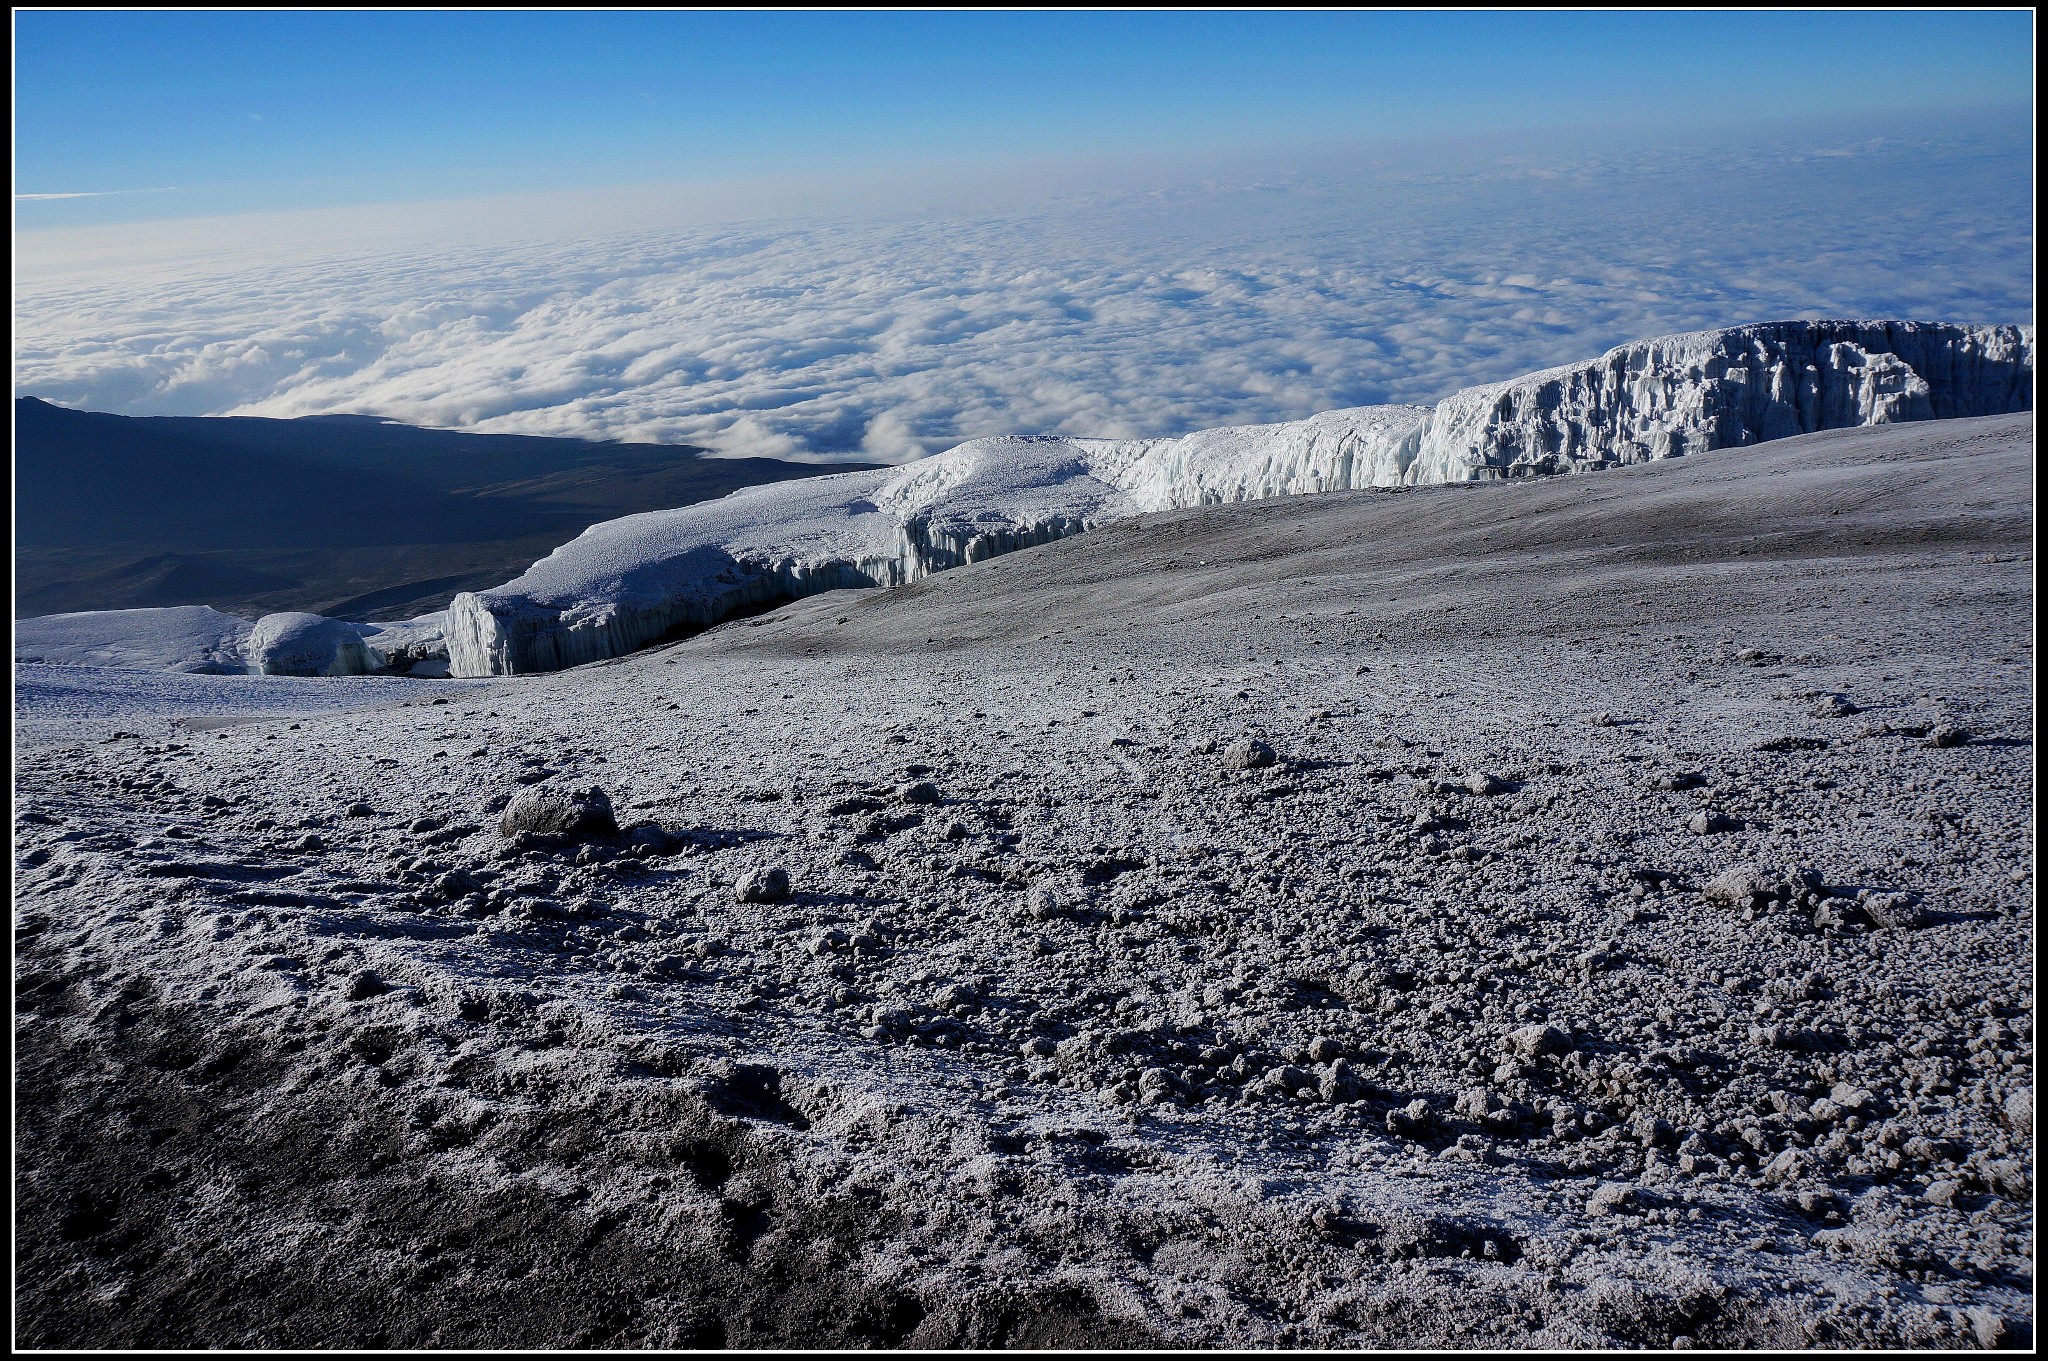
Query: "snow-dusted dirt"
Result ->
[[14, 414, 2034, 1348]]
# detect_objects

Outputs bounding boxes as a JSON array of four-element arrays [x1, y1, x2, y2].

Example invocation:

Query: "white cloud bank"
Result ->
[[14, 120, 2033, 464]]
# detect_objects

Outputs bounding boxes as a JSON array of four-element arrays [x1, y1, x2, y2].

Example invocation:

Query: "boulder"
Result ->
[[735, 866, 792, 903], [1222, 737, 1277, 771], [497, 784, 618, 840]]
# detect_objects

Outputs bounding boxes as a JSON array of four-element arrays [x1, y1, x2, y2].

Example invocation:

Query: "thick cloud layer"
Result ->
[[15, 120, 2033, 464]]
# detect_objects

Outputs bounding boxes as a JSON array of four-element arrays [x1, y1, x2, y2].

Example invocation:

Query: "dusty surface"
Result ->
[[14, 414, 2035, 1348]]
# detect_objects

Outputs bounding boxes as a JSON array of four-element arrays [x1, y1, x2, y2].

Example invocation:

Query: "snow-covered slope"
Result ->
[[14, 605, 253, 673], [15, 607, 451, 678], [448, 320, 2032, 676]]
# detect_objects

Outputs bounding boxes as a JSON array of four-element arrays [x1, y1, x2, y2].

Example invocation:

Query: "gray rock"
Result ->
[[1686, 809, 1741, 835], [1967, 1309, 2013, 1351], [1921, 1178, 1963, 1207], [2003, 1088, 2032, 1135], [1588, 1182, 1639, 1215], [734, 866, 791, 903], [1629, 1113, 1676, 1149], [1703, 862, 1821, 909], [897, 780, 942, 805], [1925, 725, 1972, 748], [1763, 1148, 1815, 1186], [344, 970, 388, 1001], [1984, 1158, 2029, 1199], [1505, 1023, 1571, 1058], [1455, 1087, 1499, 1119], [1860, 890, 1924, 929], [1386, 1097, 1434, 1137], [498, 785, 618, 840], [1137, 1067, 1180, 1103], [1273, 1065, 1315, 1095], [1811, 693, 1860, 718], [1221, 737, 1277, 771], [933, 981, 978, 1011], [624, 823, 679, 852], [1464, 770, 1507, 796], [1026, 885, 1068, 921]]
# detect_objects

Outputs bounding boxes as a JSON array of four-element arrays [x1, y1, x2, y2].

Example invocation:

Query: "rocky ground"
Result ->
[[14, 414, 2035, 1348]]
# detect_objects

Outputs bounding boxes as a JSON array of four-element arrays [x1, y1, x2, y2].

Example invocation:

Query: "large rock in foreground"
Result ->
[[498, 784, 619, 840], [447, 321, 2032, 676]]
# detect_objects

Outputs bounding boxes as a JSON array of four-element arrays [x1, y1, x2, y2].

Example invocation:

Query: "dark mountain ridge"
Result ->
[[14, 398, 873, 620]]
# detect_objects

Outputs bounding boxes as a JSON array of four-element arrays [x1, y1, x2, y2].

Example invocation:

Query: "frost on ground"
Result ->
[[14, 415, 2034, 1348], [12, 667, 480, 748], [447, 320, 2031, 676]]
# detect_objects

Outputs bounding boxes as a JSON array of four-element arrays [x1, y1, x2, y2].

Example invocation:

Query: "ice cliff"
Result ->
[[445, 321, 2031, 676], [21, 322, 2026, 681], [239, 612, 452, 677]]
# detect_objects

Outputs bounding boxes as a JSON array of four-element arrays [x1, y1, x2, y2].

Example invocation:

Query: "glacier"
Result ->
[[14, 605, 254, 674], [446, 320, 2033, 676], [16, 607, 450, 678], [246, 612, 383, 677]]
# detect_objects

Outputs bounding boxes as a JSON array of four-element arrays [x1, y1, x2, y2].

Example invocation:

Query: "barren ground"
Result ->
[[14, 414, 2034, 1348]]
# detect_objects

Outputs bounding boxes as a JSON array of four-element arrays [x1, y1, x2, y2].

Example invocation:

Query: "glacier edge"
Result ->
[[438, 319, 2033, 677]]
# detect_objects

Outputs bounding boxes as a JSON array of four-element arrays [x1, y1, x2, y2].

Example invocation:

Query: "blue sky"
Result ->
[[13, 13, 2033, 449], [15, 11, 2035, 225]]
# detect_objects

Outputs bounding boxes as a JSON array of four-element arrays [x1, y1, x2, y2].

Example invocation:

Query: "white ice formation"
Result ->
[[13, 605, 254, 674], [360, 613, 453, 676], [14, 607, 451, 678], [246, 612, 380, 677], [447, 320, 2033, 675], [245, 611, 454, 677]]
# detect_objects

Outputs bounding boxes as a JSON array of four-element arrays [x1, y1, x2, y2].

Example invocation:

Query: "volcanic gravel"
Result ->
[[14, 415, 2034, 1348]]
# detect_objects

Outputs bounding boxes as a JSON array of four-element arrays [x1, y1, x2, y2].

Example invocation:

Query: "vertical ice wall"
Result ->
[[1405, 321, 2034, 484]]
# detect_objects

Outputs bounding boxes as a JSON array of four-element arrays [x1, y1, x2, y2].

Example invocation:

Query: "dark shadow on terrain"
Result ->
[[16, 398, 877, 620], [14, 942, 1166, 1349]]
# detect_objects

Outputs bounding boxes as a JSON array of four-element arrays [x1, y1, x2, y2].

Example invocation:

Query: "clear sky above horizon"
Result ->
[[12, 12, 2034, 452], [15, 10, 2036, 228]]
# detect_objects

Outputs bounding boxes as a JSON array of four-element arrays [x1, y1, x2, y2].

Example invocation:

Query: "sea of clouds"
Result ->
[[15, 116, 2033, 463]]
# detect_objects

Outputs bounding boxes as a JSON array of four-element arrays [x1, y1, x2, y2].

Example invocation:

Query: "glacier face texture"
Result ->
[[246, 612, 379, 677], [14, 607, 450, 678], [1404, 320, 2035, 484], [446, 320, 2032, 676]]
